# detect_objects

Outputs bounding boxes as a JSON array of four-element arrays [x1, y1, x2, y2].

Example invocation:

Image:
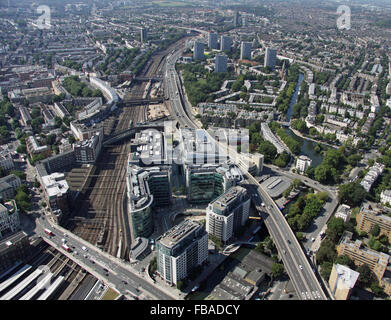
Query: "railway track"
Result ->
[[66, 39, 186, 260]]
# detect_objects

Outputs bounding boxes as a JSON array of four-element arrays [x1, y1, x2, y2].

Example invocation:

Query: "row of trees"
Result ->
[[306, 146, 362, 185], [63, 76, 103, 98], [286, 191, 328, 232]]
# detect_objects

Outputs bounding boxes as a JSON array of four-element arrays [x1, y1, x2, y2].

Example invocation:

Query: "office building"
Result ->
[[240, 42, 252, 60], [156, 220, 208, 285], [356, 203, 391, 243], [264, 48, 277, 70], [185, 163, 242, 205], [180, 128, 228, 165], [193, 41, 205, 61], [208, 32, 218, 50], [141, 28, 148, 43], [127, 165, 171, 239], [220, 36, 232, 52], [41, 172, 70, 223], [0, 200, 19, 239], [206, 186, 250, 243], [74, 131, 102, 164], [329, 264, 360, 300], [0, 231, 30, 273], [233, 11, 241, 27], [215, 55, 228, 73], [296, 155, 312, 174]]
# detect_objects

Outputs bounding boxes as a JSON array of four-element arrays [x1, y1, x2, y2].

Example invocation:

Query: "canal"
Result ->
[[284, 73, 327, 167]]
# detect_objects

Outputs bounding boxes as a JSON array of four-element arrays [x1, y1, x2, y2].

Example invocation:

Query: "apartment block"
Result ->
[[356, 203, 391, 243], [206, 186, 250, 243], [337, 233, 389, 282], [329, 264, 360, 300], [156, 220, 208, 285]]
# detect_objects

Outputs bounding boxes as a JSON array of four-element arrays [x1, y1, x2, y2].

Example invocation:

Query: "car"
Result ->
[[287, 239, 291, 244], [311, 237, 315, 242], [82, 246, 87, 251], [283, 250, 287, 254], [299, 265, 303, 270], [122, 281, 128, 285]]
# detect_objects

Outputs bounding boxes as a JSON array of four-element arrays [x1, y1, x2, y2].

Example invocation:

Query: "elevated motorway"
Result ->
[[37, 219, 176, 300], [166, 45, 329, 300]]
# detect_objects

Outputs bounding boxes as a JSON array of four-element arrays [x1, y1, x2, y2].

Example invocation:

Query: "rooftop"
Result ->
[[159, 219, 201, 249], [334, 264, 360, 289]]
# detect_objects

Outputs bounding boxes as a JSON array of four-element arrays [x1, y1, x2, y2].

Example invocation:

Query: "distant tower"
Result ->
[[240, 42, 252, 60], [141, 28, 148, 44], [233, 11, 241, 27], [220, 36, 232, 52], [193, 41, 205, 60], [264, 47, 277, 70], [215, 55, 227, 73], [208, 32, 218, 50], [242, 16, 248, 27]]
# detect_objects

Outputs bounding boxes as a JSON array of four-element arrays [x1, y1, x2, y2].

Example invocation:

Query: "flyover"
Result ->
[[165, 44, 329, 300]]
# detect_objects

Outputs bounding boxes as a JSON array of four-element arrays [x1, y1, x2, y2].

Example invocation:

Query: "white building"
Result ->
[[296, 155, 312, 174], [380, 190, 391, 205], [156, 220, 208, 285], [0, 200, 19, 239], [335, 204, 352, 222], [206, 186, 250, 243]]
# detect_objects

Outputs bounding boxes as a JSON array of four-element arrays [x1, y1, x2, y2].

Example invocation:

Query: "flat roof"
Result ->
[[159, 219, 200, 249]]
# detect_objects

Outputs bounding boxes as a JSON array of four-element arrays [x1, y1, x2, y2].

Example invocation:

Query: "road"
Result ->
[[164, 40, 329, 300], [36, 216, 176, 300], [263, 164, 339, 252]]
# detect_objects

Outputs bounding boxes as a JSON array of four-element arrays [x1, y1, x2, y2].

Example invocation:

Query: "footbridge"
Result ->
[[121, 97, 164, 107], [102, 123, 165, 147]]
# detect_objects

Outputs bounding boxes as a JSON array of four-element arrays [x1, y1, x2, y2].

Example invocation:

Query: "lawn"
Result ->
[[101, 287, 120, 300]]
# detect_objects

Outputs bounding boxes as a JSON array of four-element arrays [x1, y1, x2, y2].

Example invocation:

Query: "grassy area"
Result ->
[[152, 1, 191, 7], [101, 287, 120, 300]]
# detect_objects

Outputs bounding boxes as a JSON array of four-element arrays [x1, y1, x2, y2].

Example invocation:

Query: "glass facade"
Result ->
[[187, 171, 224, 204]]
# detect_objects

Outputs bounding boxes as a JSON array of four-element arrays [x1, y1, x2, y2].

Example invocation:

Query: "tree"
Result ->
[[334, 255, 354, 269], [326, 217, 345, 243], [320, 261, 333, 280], [11, 170, 26, 181], [357, 264, 376, 288], [370, 224, 380, 237], [316, 239, 337, 265], [338, 183, 367, 207], [271, 263, 284, 278]]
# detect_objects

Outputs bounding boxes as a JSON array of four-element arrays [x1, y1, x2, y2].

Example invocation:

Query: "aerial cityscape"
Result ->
[[0, 0, 391, 305]]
